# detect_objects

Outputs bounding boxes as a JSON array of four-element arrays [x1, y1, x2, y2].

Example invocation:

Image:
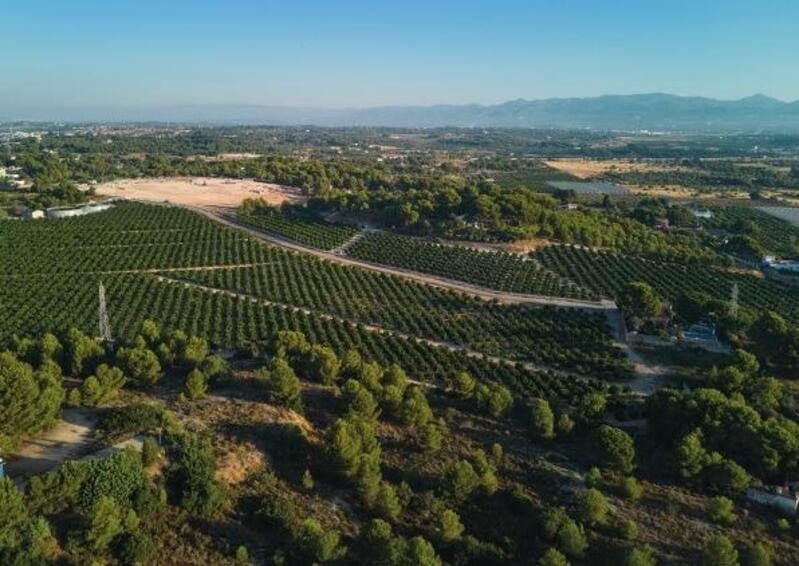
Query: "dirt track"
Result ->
[[196, 208, 619, 312]]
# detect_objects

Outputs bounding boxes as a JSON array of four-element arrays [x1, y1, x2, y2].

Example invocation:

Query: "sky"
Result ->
[[2, 0, 798, 114]]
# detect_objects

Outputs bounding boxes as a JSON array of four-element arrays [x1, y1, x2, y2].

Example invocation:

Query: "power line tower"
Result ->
[[98, 281, 113, 344], [729, 282, 739, 318]]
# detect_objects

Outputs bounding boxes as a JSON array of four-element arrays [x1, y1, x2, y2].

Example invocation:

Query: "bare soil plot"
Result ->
[[95, 177, 304, 211], [6, 408, 97, 481], [545, 158, 681, 179]]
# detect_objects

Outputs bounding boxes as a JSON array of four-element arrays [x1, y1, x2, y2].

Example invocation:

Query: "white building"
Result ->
[[24, 209, 46, 220], [690, 209, 714, 219], [46, 202, 114, 219]]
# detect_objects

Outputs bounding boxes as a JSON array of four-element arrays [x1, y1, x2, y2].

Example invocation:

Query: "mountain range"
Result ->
[[7, 93, 799, 132]]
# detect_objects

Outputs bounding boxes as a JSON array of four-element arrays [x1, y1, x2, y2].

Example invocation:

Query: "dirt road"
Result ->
[[196, 208, 619, 313], [6, 408, 97, 482]]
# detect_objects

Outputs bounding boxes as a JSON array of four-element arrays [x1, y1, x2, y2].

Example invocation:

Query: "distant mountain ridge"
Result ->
[[7, 93, 799, 132]]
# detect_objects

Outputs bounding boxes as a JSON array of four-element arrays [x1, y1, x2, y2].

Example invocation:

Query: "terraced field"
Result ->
[[534, 244, 799, 321], [345, 231, 598, 299], [0, 202, 627, 399]]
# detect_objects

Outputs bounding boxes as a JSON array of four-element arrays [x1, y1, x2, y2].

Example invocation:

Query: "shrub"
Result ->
[[295, 518, 346, 563], [99, 403, 167, 439], [0, 351, 64, 449], [444, 460, 480, 502], [435, 508, 464, 543], [539, 548, 569, 566], [702, 534, 739, 566], [257, 357, 303, 413], [708, 496, 737, 526], [141, 436, 161, 467], [621, 476, 644, 501], [374, 483, 403, 522], [120, 531, 156, 565], [595, 425, 636, 475], [556, 413, 575, 435], [578, 488, 609, 526], [185, 369, 208, 400], [530, 398, 555, 441], [85, 495, 124, 551], [167, 434, 226, 516], [117, 346, 162, 386], [0, 478, 27, 550]]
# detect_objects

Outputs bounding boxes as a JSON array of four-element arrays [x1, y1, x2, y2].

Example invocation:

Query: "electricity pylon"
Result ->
[[98, 281, 113, 344]]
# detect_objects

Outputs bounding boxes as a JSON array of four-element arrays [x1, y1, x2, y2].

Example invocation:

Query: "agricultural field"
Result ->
[[237, 213, 359, 250], [703, 205, 799, 258], [546, 180, 630, 195], [0, 202, 624, 389], [4, 126, 799, 566], [533, 244, 799, 321], [345, 231, 598, 299], [758, 205, 799, 228]]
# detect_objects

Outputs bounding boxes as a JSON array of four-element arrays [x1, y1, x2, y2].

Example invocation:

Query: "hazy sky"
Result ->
[[2, 0, 798, 111]]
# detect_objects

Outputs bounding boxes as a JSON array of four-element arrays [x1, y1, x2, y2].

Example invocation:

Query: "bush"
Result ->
[[85, 495, 124, 551], [595, 425, 636, 475], [530, 398, 555, 441], [295, 518, 346, 563], [625, 545, 657, 566], [78, 448, 146, 513], [99, 403, 166, 439], [167, 434, 226, 516], [743, 542, 772, 566], [539, 548, 569, 566], [578, 488, 609, 527], [708, 496, 737, 526], [257, 357, 303, 413], [702, 534, 739, 566], [0, 351, 64, 450], [621, 476, 644, 501], [585, 467, 602, 488], [0, 478, 27, 550], [141, 436, 161, 467], [117, 346, 162, 386], [119, 531, 156, 565], [444, 460, 480, 502], [435, 508, 464, 543], [374, 483, 402, 522], [185, 369, 208, 400]]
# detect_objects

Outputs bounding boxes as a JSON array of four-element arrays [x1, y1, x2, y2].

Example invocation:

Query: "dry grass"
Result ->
[[545, 158, 681, 179], [94, 176, 304, 211]]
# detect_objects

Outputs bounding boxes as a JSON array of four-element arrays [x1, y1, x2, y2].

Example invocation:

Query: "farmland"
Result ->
[[533, 244, 799, 321], [237, 213, 359, 250], [3, 126, 799, 566], [345, 231, 598, 299]]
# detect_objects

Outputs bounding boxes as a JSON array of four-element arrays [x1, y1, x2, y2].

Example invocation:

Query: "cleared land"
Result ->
[[544, 158, 681, 179], [94, 176, 304, 210]]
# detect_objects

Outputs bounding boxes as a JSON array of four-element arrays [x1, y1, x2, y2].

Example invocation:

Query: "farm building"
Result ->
[[746, 487, 799, 516], [46, 202, 114, 219], [23, 209, 46, 220]]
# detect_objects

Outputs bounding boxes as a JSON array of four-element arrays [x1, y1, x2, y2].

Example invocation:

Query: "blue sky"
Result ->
[[2, 0, 798, 111]]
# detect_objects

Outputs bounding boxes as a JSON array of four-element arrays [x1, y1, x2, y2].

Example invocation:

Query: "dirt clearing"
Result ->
[[94, 177, 305, 211], [545, 158, 681, 179]]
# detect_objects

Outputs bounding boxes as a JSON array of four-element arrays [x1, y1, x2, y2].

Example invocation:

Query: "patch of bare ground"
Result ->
[[94, 176, 305, 211], [545, 159, 683, 179]]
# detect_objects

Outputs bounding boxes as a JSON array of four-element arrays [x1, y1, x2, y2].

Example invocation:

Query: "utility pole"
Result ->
[[98, 281, 113, 344], [729, 282, 739, 319]]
